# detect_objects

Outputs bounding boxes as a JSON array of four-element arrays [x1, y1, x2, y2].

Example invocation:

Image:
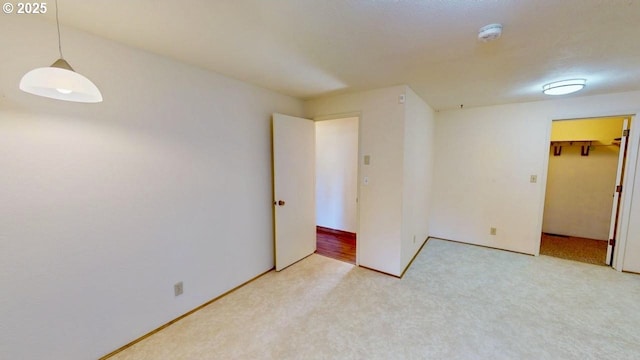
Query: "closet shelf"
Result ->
[[549, 140, 607, 157], [549, 139, 602, 146]]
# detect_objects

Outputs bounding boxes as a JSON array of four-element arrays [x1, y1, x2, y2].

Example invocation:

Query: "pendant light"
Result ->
[[19, 0, 102, 103]]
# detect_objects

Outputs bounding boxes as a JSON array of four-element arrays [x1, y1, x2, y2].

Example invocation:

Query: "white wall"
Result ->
[[543, 145, 619, 240], [0, 17, 303, 360], [306, 86, 406, 275], [401, 88, 435, 271], [315, 117, 359, 232], [430, 91, 640, 259], [306, 85, 436, 276], [623, 135, 640, 273]]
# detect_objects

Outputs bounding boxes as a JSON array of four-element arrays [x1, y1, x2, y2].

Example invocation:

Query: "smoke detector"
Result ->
[[478, 23, 503, 42]]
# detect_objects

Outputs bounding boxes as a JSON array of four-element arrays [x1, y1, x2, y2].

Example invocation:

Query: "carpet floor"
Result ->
[[540, 233, 608, 266], [109, 239, 640, 359]]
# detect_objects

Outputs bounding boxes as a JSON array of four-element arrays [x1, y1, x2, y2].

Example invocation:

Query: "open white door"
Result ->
[[607, 118, 630, 265], [272, 113, 316, 271]]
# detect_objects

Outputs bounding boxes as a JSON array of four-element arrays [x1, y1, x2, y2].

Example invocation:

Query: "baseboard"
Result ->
[[99, 267, 274, 359], [429, 236, 535, 256], [316, 226, 356, 237], [358, 264, 402, 278], [357, 237, 431, 279], [400, 237, 430, 278]]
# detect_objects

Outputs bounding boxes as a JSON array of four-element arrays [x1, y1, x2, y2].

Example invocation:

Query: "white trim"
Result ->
[[614, 115, 639, 270], [607, 118, 629, 264], [314, 111, 362, 122]]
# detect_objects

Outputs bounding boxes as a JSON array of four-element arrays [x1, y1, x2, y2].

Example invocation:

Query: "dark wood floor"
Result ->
[[316, 226, 356, 264], [540, 233, 608, 266]]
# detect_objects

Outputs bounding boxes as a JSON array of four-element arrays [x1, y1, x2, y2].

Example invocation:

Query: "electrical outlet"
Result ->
[[490, 227, 497, 235], [413, 235, 416, 244], [174, 281, 183, 296]]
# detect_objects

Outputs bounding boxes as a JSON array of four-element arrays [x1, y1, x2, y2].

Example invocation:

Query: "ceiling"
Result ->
[[44, 0, 640, 110]]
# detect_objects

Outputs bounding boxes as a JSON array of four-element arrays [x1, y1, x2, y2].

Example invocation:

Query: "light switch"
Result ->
[[530, 175, 537, 183], [364, 155, 370, 165]]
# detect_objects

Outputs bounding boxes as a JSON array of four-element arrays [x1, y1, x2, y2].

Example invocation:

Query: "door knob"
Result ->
[[278, 200, 286, 206]]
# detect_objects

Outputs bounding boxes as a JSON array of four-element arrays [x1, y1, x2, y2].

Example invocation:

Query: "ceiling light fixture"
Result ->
[[19, 0, 102, 103], [542, 79, 586, 96], [478, 23, 503, 42]]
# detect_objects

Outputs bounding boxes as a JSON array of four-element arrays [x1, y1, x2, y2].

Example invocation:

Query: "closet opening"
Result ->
[[541, 116, 632, 266]]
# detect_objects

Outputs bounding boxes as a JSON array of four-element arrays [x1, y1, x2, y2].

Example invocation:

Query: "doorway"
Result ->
[[314, 117, 359, 264], [541, 116, 631, 266]]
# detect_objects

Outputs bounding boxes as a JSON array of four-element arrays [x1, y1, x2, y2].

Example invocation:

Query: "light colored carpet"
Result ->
[[109, 239, 640, 359]]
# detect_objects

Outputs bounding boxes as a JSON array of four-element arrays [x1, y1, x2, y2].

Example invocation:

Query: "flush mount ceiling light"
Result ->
[[19, 0, 102, 103], [478, 23, 503, 42], [542, 79, 586, 96]]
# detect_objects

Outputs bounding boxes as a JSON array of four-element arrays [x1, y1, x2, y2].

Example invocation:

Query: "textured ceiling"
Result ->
[[42, 0, 640, 110]]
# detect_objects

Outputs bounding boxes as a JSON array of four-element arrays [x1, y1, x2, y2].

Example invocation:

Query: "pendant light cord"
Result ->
[[56, 0, 64, 59]]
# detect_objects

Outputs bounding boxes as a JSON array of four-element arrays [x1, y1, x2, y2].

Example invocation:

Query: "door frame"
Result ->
[[606, 118, 630, 264], [616, 115, 639, 270], [314, 112, 362, 265], [537, 113, 639, 270]]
